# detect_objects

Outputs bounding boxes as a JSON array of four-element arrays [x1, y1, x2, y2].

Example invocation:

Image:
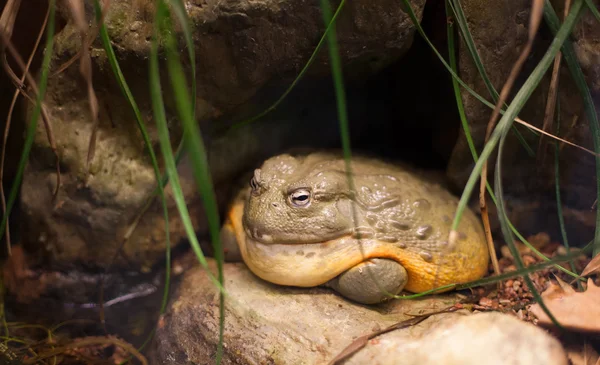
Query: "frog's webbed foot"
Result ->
[[220, 218, 243, 262], [324, 259, 407, 304]]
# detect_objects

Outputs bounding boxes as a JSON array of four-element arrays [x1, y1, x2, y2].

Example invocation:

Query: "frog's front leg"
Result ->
[[324, 258, 407, 304]]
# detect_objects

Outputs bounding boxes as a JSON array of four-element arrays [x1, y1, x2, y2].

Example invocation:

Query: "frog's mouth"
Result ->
[[227, 200, 429, 291], [242, 217, 354, 246]]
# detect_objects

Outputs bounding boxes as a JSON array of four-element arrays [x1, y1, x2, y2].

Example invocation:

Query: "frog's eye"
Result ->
[[289, 188, 311, 207]]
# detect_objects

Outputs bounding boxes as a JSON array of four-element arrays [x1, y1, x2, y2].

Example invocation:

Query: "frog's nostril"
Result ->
[[271, 202, 279, 208]]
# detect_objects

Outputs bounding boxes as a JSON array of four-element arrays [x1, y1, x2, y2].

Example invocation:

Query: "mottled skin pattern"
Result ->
[[222, 153, 489, 302]]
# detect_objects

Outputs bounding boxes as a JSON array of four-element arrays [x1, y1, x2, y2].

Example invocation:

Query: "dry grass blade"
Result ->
[[0, 0, 22, 256], [51, 0, 110, 78], [538, 48, 562, 160], [538, 0, 572, 164], [22, 336, 148, 365], [0, 4, 61, 257], [1, 58, 61, 203], [1, 5, 50, 257], [515, 116, 598, 155], [581, 254, 600, 276], [328, 306, 460, 364], [328, 316, 428, 364], [66, 0, 100, 169], [476, 0, 544, 280], [0, 0, 21, 42], [479, 197, 500, 280], [0, 0, 23, 89]]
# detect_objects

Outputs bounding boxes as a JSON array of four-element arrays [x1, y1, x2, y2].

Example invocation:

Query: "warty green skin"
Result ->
[[222, 152, 489, 304]]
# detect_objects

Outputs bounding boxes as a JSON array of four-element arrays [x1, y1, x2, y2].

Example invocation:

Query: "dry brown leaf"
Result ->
[[581, 254, 600, 277], [554, 275, 577, 294], [530, 278, 600, 333]]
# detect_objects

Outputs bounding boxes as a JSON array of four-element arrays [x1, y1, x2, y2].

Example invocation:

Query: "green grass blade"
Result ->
[[169, 0, 198, 186], [149, 0, 224, 296], [154, 1, 226, 362], [169, 0, 196, 121], [446, 0, 581, 280], [495, 126, 562, 328], [400, 0, 502, 113], [553, 101, 580, 286], [544, 1, 600, 257], [584, 0, 600, 21], [448, 0, 535, 157], [450, 0, 584, 238], [320, 0, 351, 161], [449, 0, 586, 328], [456, 240, 594, 288], [446, 4, 478, 161], [320, 0, 394, 297], [0, 0, 56, 239], [448, 0, 498, 100], [227, 0, 346, 132], [401, 239, 592, 299], [92, 0, 172, 314], [402, 0, 546, 148]]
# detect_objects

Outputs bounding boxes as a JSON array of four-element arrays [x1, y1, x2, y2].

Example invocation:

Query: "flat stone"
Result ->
[[347, 311, 568, 365], [150, 260, 568, 365]]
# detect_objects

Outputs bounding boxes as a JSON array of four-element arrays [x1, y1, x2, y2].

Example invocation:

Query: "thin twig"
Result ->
[[1, 58, 61, 200], [0, 0, 21, 43], [476, 0, 544, 283], [515, 115, 596, 155], [538, 0, 572, 164], [50, 0, 110, 78], [0, 0, 23, 256], [23, 336, 148, 365], [329, 306, 462, 364], [66, 0, 100, 170], [0, 4, 60, 256]]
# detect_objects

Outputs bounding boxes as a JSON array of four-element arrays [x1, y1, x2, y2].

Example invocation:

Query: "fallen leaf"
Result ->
[[581, 254, 600, 277], [554, 275, 576, 294], [530, 278, 600, 333]]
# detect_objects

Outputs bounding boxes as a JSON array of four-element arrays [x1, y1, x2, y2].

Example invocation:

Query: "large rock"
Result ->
[[150, 260, 568, 364], [348, 311, 567, 365], [447, 0, 600, 244], [20, 0, 426, 270]]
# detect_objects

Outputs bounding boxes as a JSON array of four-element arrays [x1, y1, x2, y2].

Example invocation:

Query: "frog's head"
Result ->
[[242, 153, 357, 245]]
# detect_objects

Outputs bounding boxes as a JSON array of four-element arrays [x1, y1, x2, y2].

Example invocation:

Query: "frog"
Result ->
[[220, 152, 489, 304]]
